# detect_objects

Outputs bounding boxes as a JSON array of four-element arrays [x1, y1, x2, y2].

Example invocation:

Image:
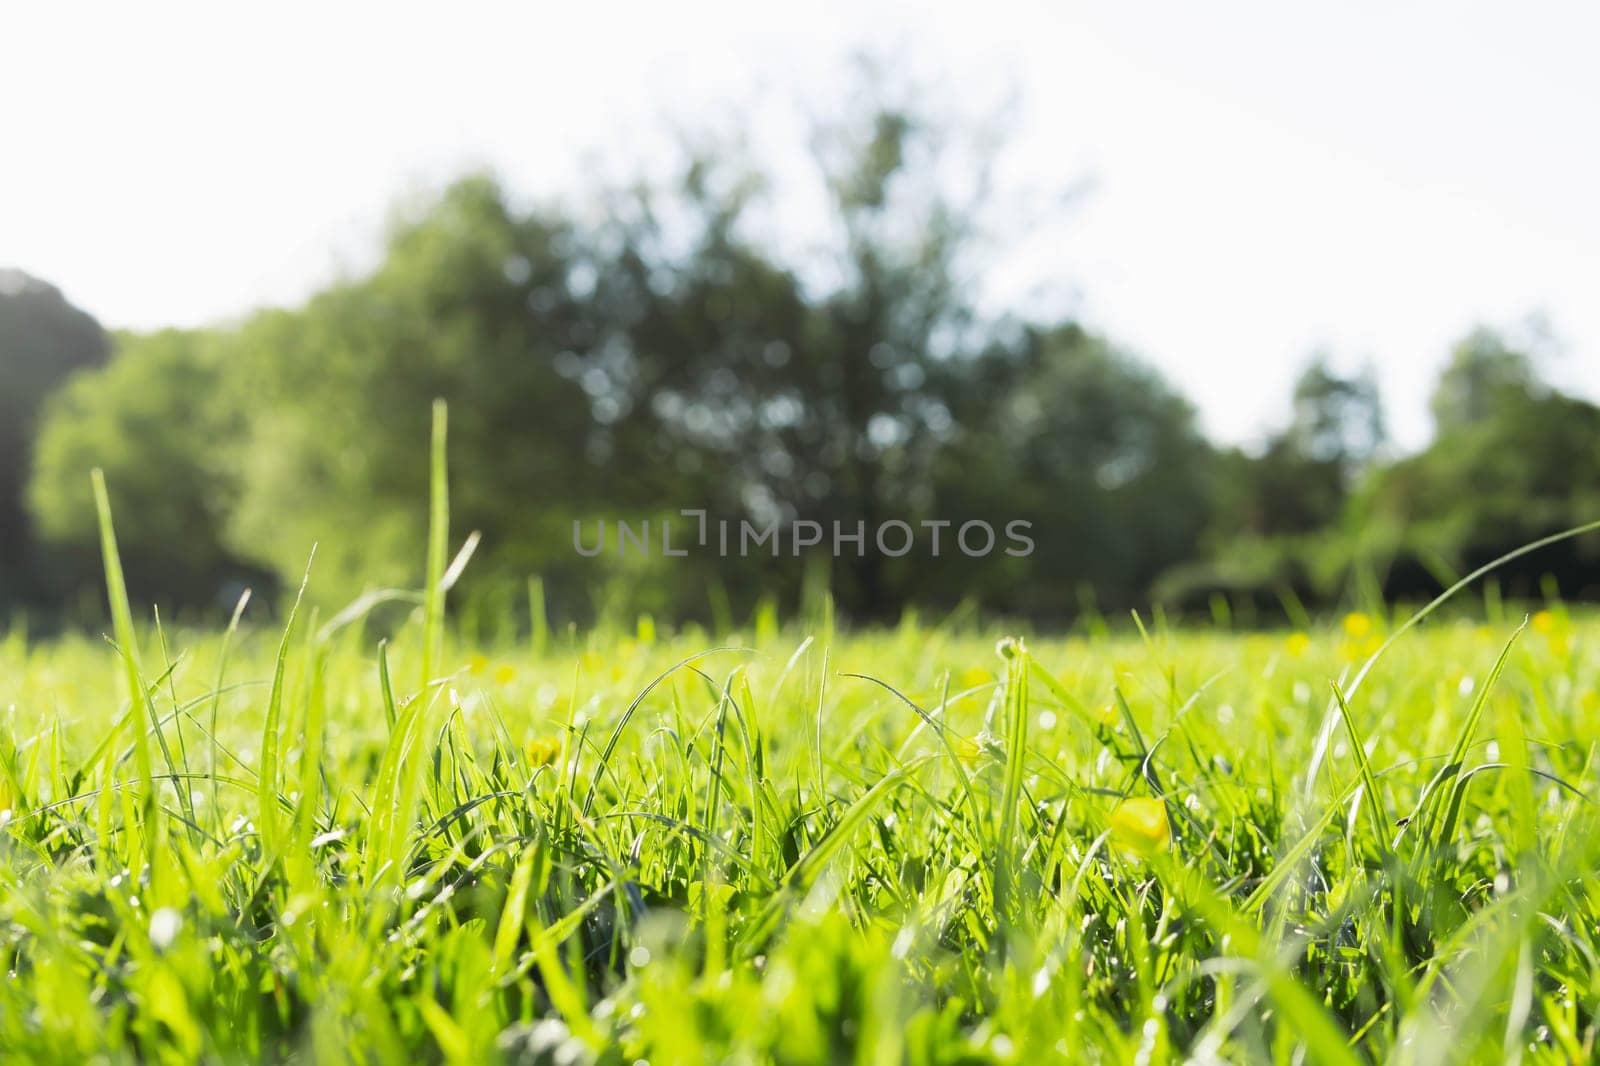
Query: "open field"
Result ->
[[6, 11, 1598, 1064], [2, 585, 1598, 1062]]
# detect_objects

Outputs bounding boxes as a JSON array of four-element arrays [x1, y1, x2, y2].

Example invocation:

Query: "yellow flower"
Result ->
[[468, 653, 490, 676], [1109, 797, 1171, 858], [494, 664, 517, 685], [525, 737, 563, 768], [955, 667, 993, 709], [1343, 612, 1372, 639], [955, 732, 1002, 765], [1285, 632, 1311, 657], [1531, 610, 1559, 634]]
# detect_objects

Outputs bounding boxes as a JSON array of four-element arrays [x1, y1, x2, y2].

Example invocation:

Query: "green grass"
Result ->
[[3, 422, 1598, 1062], [3, 597, 1598, 1063]]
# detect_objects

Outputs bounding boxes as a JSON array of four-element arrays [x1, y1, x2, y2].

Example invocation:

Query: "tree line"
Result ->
[[4, 106, 1597, 630]]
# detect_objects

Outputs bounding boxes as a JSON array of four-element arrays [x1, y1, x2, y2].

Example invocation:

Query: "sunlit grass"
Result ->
[[1, 599, 1597, 1062], [2, 411, 1596, 1062]]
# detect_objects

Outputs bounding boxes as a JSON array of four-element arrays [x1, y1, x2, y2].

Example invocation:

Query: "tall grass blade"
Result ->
[[257, 550, 315, 859], [90, 469, 158, 871], [420, 398, 449, 689]]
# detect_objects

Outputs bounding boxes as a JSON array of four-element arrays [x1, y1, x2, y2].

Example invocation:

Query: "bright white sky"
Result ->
[[4, 1, 1597, 450]]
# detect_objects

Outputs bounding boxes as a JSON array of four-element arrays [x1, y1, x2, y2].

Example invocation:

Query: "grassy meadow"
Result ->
[[2, 435, 1599, 1064], [3, 579, 1600, 1062]]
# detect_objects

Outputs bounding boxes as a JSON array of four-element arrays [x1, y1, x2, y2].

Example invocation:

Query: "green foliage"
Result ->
[[938, 323, 1215, 613], [1430, 325, 1542, 433], [28, 329, 253, 608], [228, 179, 635, 607], [3, 552, 1598, 1060], [1163, 335, 1600, 613], [11, 104, 1600, 626], [6, 416, 1600, 1061], [0, 270, 106, 604], [21, 104, 1225, 624]]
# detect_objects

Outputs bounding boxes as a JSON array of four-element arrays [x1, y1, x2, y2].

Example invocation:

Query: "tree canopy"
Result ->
[[0, 271, 107, 606], [9, 108, 1600, 627]]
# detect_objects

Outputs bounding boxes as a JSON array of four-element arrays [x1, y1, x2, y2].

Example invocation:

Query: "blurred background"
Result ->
[[3, 2, 1598, 630]]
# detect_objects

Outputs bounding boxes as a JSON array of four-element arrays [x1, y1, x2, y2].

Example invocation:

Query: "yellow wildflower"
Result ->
[[468, 653, 490, 676], [494, 664, 517, 685], [956, 667, 993, 709], [1285, 632, 1311, 657], [526, 737, 563, 768], [1531, 610, 1558, 635], [959, 667, 992, 690], [1343, 612, 1372, 639], [956, 732, 1003, 765], [1109, 797, 1171, 858]]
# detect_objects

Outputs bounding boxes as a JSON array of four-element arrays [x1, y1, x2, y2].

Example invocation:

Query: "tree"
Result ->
[[24, 95, 1323, 624], [1364, 326, 1600, 597], [937, 324, 1216, 615], [1288, 357, 1384, 470], [1152, 358, 1387, 611], [218, 176, 643, 611], [0, 270, 107, 607], [600, 101, 995, 616], [27, 329, 259, 611], [1217, 359, 1386, 540], [1429, 325, 1541, 432]]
